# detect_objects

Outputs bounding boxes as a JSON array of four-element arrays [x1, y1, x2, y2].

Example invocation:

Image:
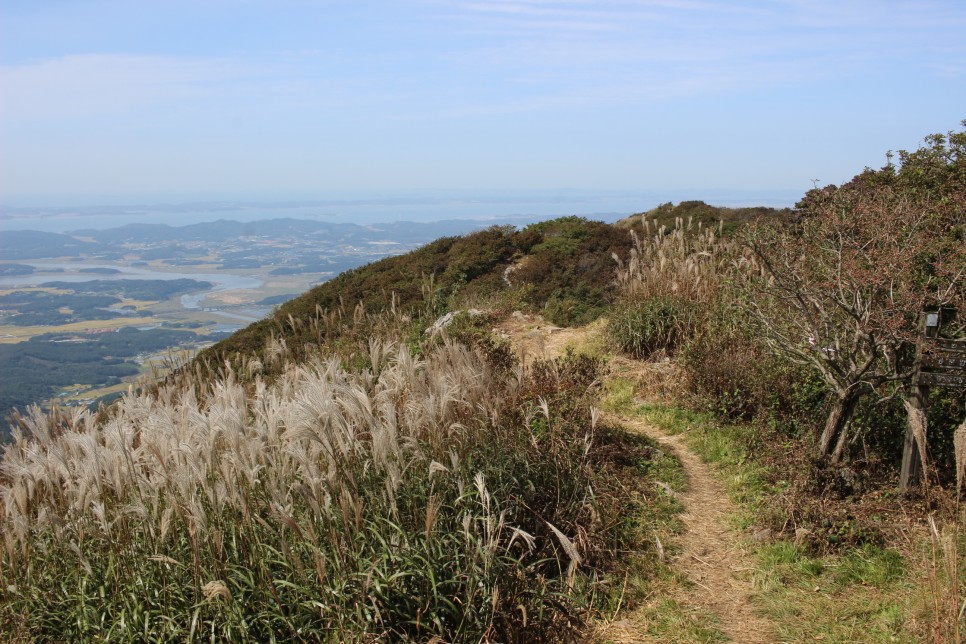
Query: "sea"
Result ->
[[0, 189, 800, 233]]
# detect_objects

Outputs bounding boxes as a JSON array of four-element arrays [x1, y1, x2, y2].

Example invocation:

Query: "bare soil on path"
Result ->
[[610, 413, 775, 643], [495, 314, 776, 643]]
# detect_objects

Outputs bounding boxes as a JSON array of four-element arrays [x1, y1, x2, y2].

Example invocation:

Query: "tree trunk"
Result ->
[[831, 416, 854, 464], [817, 392, 859, 460]]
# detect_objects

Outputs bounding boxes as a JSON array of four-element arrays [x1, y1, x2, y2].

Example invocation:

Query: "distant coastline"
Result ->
[[0, 189, 800, 233]]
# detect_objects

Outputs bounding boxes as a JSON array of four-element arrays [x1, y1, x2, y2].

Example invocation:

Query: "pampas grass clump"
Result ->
[[0, 332, 644, 641], [609, 217, 742, 358]]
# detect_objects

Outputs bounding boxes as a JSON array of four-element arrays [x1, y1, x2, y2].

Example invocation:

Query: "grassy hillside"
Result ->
[[0, 216, 676, 641], [616, 199, 793, 235], [2, 337, 671, 641], [200, 217, 630, 369], [0, 215, 683, 640]]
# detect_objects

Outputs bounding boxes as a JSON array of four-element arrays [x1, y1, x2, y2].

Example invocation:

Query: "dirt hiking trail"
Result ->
[[611, 414, 775, 643], [495, 314, 776, 643]]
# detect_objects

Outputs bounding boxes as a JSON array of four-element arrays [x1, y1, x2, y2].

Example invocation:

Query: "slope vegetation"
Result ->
[[201, 217, 630, 368], [615, 200, 792, 235], [0, 217, 673, 641]]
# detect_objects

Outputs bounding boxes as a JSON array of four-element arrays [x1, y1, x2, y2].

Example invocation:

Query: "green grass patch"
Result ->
[[630, 402, 935, 642], [636, 597, 728, 643], [601, 376, 636, 416], [755, 541, 920, 642], [632, 403, 770, 525]]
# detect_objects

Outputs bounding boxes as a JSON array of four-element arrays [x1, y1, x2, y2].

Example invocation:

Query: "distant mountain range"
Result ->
[[0, 216, 546, 260]]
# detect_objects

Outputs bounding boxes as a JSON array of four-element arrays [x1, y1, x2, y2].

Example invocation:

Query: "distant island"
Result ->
[[0, 263, 35, 276], [79, 267, 121, 274]]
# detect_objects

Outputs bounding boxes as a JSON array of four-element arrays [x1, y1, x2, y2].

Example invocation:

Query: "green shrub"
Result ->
[[608, 295, 697, 358], [679, 317, 825, 431]]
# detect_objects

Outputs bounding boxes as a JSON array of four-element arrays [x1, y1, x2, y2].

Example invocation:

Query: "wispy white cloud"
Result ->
[[1, 54, 262, 122], [421, 0, 966, 115], [6, 1, 962, 127], [440, 51, 837, 117], [769, 0, 966, 29], [0, 51, 389, 126]]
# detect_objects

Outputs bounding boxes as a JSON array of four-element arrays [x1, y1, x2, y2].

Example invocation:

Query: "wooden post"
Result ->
[[899, 308, 965, 493], [899, 312, 937, 494], [899, 382, 923, 494]]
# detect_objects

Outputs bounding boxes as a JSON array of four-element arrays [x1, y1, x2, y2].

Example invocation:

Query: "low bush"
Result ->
[[608, 295, 697, 359], [680, 321, 825, 431]]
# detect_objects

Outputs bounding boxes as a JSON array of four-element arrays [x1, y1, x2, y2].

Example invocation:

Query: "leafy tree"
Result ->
[[744, 123, 965, 463]]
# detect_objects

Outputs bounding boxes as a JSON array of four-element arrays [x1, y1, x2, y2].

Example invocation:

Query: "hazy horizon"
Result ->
[[0, 187, 801, 233]]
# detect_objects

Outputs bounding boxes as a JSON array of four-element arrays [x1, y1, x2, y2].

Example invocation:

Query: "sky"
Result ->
[[1, 0, 964, 208]]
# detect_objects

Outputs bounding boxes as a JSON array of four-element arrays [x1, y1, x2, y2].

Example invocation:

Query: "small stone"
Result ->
[[752, 528, 772, 542]]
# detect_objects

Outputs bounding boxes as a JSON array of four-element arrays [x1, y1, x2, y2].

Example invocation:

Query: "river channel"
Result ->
[[0, 262, 264, 313]]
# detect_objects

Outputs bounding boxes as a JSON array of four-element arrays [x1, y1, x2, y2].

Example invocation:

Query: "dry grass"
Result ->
[[926, 514, 966, 642], [613, 216, 738, 304], [956, 418, 966, 498], [609, 216, 747, 359], [0, 313, 654, 640]]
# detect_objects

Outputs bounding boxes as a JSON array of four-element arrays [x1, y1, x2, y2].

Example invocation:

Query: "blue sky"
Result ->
[[1, 0, 964, 207]]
